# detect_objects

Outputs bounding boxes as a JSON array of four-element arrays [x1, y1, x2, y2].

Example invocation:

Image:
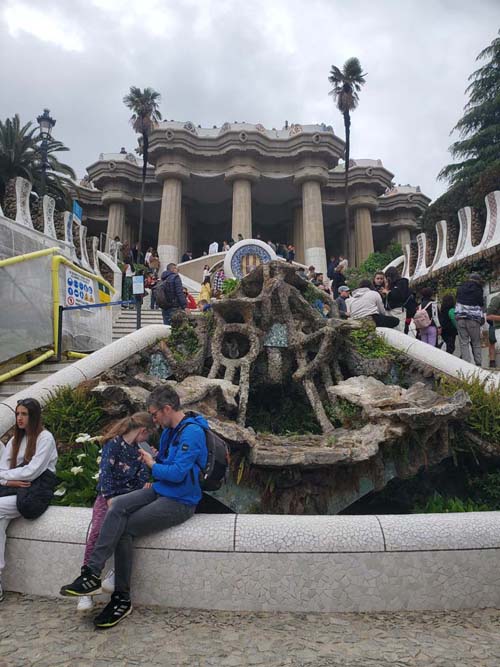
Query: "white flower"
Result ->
[[76, 453, 86, 461], [92, 472, 99, 480], [75, 434, 91, 444], [70, 466, 84, 475], [54, 487, 66, 496], [96, 456, 102, 465]]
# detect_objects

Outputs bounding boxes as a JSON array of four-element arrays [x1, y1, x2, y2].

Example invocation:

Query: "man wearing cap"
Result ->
[[455, 273, 485, 366], [335, 285, 350, 319]]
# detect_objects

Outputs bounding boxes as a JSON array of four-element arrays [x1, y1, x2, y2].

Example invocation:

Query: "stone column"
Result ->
[[179, 205, 188, 258], [354, 206, 374, 266], [301, 180, 327, 274], [292, 206, 304, 264], [392, 226, 411, 248], [231, 179, 252, 239], [225, 166, 259, 241], [158, 177, 182, 268], [106, 202, 126, 249]]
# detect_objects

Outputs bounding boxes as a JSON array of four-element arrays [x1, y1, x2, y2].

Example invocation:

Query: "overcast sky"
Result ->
[[1, 0, 499, 201]]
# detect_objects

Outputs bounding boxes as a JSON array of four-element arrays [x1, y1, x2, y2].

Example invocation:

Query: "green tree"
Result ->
[[328, 58, 367, 266], [0, 114, 75, 208], [439, 30, 500, 186], [123, 86, 162, 253], [421, 31, 500, 233]]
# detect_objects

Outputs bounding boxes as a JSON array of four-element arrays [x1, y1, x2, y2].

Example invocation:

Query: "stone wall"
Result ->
[[4, 507, 500, 612]]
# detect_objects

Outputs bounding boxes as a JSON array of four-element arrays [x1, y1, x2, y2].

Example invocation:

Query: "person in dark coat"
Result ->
[[159, 263, 187, 325], [455, 273, 484, 365]]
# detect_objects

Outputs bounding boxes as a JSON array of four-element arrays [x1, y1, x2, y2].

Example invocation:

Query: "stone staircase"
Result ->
[[112, 306, 164, 341], [0, 360, 75, 401]]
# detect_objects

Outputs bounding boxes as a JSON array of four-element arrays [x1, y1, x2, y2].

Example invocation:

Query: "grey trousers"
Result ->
[[88, 487, 195, 594], [457, 318, 482, 365]]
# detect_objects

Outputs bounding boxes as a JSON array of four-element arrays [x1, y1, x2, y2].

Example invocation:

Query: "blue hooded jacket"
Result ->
[[152, 414, 208, 506]]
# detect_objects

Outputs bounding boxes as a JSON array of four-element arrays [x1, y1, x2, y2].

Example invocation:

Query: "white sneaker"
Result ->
[[101, 569, 115, 594], [76, 595, 94, 612]]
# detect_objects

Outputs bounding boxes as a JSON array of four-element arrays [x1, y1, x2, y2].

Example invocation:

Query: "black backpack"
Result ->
[[176, 414, 229, 491], [155, 275, 178, 310]]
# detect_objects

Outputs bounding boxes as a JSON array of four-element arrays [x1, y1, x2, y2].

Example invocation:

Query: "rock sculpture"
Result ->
[[91, 261, 470, 513]]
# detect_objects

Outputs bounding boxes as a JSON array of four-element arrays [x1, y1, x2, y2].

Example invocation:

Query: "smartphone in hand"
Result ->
[[138, 441, 154, 456]]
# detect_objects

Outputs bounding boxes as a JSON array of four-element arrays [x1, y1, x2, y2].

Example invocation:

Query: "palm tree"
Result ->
[[0, 114, 75, 208], [328, 58, 366, 265], [123, 86, 162, 254]]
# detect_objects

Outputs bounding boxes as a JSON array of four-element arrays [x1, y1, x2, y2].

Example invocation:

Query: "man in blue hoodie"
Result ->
[[60, 386, 207, 628]]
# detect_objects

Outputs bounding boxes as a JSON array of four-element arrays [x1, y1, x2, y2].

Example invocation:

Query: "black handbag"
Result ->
[[9, 470, 59, 519], [16, 469, 58, 519]]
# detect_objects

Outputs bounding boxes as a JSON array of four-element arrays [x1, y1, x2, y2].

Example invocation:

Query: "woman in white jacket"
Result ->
[[0, 398, 57, 602]]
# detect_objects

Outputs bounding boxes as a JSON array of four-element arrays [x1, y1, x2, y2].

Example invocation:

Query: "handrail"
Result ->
[[0, 349, 55, 384], [0, 246, 61, 267]]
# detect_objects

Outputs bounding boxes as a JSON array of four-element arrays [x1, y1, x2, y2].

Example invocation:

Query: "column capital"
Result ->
[[224, 165, 260, 184], [155, 163, 190, 183], [350, 195, 379, 211], [294, 167, 329, 187], [101, 190, 134, 206]]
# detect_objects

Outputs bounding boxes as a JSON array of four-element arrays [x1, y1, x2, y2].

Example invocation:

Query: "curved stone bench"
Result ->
[[4, 507, 500, 612]]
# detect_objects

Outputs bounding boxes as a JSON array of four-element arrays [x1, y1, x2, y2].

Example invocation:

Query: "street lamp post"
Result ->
[[36, 108, 56, 197]]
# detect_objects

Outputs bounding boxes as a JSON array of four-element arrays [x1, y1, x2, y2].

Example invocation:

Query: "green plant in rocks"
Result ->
[[43, 386, 103, 446], [168, 322, 200, 362], [347, 322, 396, 359]]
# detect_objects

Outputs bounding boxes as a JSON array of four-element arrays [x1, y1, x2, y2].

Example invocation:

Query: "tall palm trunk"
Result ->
[[138, 131, 148, 253], [343, 111, 351, 265]]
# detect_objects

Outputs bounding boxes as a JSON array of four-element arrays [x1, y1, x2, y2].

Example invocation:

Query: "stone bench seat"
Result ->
[[4, 507, 500, 612]]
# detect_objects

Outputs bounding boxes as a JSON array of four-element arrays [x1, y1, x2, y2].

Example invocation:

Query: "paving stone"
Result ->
[[2, 594, 500, 665]]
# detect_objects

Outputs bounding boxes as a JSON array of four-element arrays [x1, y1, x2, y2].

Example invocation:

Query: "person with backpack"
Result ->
[[60, 386, 209, 629], [157, 262, 187, 325], [455, 273, 484, 366], [414, 287, 441, 346], [439, 293, 458, 355]]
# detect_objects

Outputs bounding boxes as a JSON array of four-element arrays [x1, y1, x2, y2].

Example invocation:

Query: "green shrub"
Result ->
[[438, 374, 500, 446], [43, 386, 103, 446], [345, 242, 402, 287], [53, 434, 100, 507], [469, 472, 500, 510], [222, 278, 240, 296], [168, 323, 200, 361], [414, 492, 488, 513], [347, 323, 397, 359]]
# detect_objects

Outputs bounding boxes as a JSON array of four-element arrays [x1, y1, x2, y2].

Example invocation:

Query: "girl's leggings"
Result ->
[[83, 494, 108, 566]]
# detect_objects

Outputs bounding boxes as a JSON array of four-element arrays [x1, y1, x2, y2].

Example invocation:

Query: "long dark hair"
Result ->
[[11, 398, 43, 468], [384, 266, 401, 290], [441, 293, 455, 312]]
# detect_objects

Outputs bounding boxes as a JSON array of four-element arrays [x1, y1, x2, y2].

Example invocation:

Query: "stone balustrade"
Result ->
[[4, 507, 500, 612], [1, 176, 100, 274], [388, 190, 500, 283]]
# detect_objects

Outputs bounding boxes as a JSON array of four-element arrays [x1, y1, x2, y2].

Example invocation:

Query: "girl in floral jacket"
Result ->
[[75, 412, 154, 612]]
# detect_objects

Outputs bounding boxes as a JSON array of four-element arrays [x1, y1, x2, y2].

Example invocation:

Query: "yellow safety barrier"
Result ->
[[51, 254, 115, 357], [0, 246, 116, 367], [0, 349, 55, 384], [66, 351, 89, 359]]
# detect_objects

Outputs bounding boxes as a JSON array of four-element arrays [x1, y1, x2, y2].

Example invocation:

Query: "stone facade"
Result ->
[[76, 123, 430, 272]]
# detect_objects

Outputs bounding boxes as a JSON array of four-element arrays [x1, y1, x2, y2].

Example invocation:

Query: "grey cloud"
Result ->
[[1, 0, 499, 201]]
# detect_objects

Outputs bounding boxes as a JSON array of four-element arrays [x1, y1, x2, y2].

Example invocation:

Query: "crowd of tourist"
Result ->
[[111, 236, 499, 368]]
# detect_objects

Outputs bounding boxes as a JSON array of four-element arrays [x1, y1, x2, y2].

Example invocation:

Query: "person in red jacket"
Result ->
[[183, 287, 197, 310]]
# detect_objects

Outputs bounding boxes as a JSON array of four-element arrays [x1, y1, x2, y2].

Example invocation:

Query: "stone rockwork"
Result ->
[[88, 261, 470, 513]]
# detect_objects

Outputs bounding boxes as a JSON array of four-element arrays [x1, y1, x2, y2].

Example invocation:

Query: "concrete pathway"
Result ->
[[1, 594, 499, 666]]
